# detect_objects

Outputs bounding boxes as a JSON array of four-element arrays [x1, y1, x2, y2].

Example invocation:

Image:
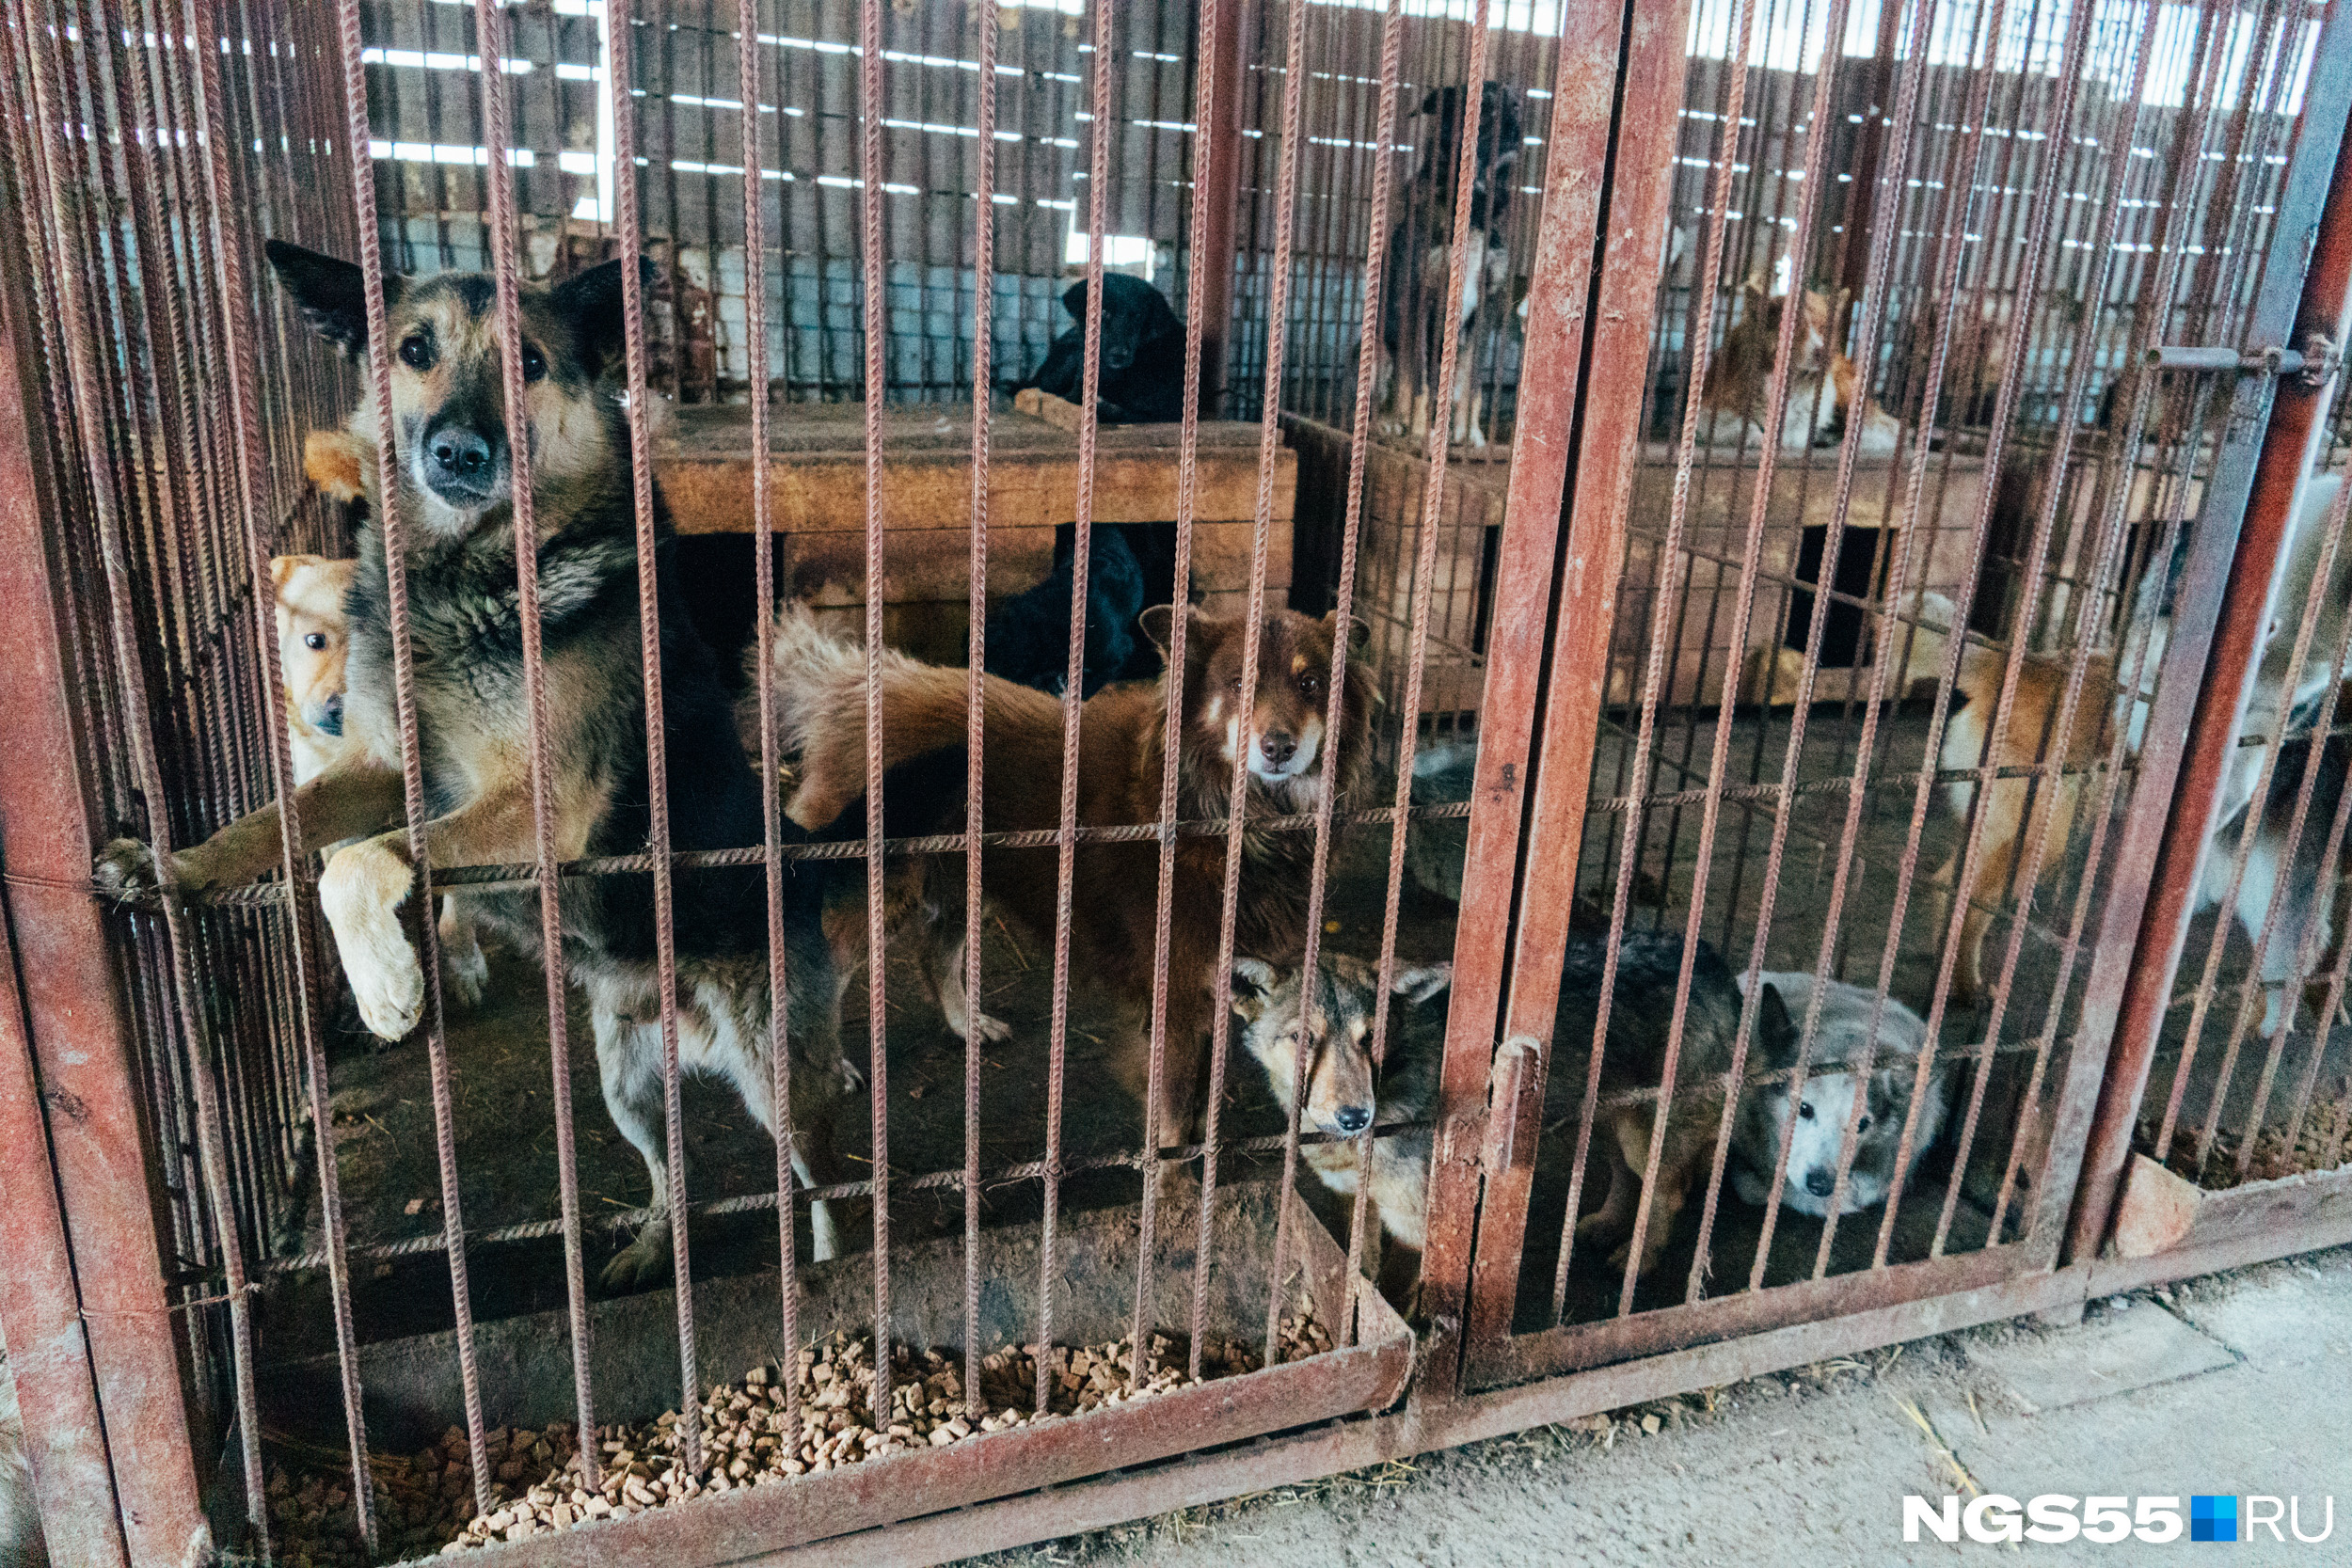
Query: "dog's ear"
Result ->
[[1059, 277, 1089, 323], [1419, 87, 1443, 116], [550, 255, 657, 379], [1321, 608, 1373, 656], [1756, 981, 1798, 1067], [1139, 602, 1216, 664], [269, 554, 303, 595], [1392, 962, 1453, 1006], [1229, 957, 1279, 1021], [267, 241, 389, 361]]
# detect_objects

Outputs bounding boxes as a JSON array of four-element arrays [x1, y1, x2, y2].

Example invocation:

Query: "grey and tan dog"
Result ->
[[97, 244, 852, 1290], [1230, 927, 1769, 1297]]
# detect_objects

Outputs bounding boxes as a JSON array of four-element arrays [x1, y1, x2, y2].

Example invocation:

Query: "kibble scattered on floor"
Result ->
[[265, 1314, 1333, 1565]]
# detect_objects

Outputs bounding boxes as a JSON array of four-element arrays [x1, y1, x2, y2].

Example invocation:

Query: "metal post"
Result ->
[[2067, 21, 2352, 1263], [0, 220, 209, 1568], [1189, 0, 1247, 418]]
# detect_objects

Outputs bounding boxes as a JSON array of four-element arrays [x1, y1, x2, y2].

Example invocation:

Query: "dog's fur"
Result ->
[[985, 522, 1157, 698], [1730, 973, 1951, 1216], [97, 244, 850, 1290], [1562, 929, 1757, 1275], [1229, 953, 1452, 1303], [272, 552, 358, 786], [1890, 588, 2121, 1007], [1236, 927, 1757, 1285], [1379, 83, 1520, 449], [765, 598, 1372, 1155], [1016, 273, 1185, 424], [1702, 285, 1902, 456], [0, 1330, 46, 1568]]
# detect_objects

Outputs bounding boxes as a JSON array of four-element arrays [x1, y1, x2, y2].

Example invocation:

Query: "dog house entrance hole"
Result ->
[[1785, 524, 1885, 670]]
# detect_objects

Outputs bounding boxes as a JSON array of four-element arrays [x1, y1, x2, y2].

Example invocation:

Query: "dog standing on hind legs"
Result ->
[[96, 244, 853, 1290]]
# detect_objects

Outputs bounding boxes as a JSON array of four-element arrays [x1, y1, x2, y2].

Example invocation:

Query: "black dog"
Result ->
[[985, 521, 1182, 697], [1017, 273, 1186, 424], [1379, 82, 1522, 449]]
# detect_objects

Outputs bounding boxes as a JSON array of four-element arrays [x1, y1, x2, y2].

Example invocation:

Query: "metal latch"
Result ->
[[2142, 343, 2308, 376]]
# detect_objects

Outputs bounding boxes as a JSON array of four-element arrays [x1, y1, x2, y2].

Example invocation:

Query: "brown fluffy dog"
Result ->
[[764, 597, 1372, 1156]]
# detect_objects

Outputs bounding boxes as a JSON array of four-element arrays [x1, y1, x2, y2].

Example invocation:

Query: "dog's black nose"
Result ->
[[1260, 731, 1297, 767], [1804, 1169, 1836, 1198], [318, 692, 344, 736], [1334, 1104, 1371, 1133], [429, 427, 493, 481]]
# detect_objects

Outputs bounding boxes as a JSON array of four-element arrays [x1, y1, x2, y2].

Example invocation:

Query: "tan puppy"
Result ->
[[271, 553, 358, 785]]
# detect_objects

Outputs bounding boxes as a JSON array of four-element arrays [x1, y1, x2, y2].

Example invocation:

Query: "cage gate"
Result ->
[[1434, 0, 2352, 1394], [5, 0, 2352, 1563]]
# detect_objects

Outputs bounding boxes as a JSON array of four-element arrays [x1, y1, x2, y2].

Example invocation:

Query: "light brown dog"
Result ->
[[764, 597, 1373, 1159], [1891, 589, 2119, 1006], [271, 552, 358, 787]]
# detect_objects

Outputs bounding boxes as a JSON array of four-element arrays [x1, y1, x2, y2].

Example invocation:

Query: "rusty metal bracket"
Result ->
[[1482, 1037, 1545, 1175]]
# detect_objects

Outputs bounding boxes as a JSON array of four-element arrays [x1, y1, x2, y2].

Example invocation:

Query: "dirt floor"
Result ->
[[975, 1245, 2352, 1567], [264, 704, 2352, 1361]]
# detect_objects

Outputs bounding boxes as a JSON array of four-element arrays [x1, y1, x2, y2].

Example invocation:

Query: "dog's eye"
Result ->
[[521, 343, 547, 383], [398, 333, 434, 371], [1299, 672, 1323, 698], [1798, 1101, 1814, 1119], [1858, 1116, 1872, 1133], [304, 632, 327, 651]]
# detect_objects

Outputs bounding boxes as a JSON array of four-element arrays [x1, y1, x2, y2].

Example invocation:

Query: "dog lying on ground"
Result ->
[[1730, 972, 1951, 1216], [1015, 273, 1185, 425], [763, 597, 1372, 1164], [1229, 953, 1452, 1304], [1232, 927, 1763, 1291], [98, 245, 851, 1290], [1700, 283, 1901, 456], [1379, 82, 1520, 450]]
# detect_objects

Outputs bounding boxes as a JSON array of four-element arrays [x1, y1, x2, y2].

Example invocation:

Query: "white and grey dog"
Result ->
[[1730, 973, 1952, 1217]]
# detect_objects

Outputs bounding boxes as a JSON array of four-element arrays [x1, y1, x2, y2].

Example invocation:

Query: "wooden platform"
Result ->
[[657, 403, 1294, 658]]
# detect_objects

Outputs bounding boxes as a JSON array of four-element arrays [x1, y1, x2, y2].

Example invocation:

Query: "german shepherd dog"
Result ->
[[1379, 82, 1521, 449], [1226, 927, 1767, 1291], [762, 597, 1373, 1166], [96, 245, 850, 1290]]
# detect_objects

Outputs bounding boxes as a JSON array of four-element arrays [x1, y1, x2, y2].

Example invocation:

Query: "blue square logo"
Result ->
[[2191, 1495, 2238, 1543]]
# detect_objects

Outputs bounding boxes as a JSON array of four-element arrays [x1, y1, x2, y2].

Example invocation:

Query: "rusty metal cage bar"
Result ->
[[9, 1, 2352, 1562]]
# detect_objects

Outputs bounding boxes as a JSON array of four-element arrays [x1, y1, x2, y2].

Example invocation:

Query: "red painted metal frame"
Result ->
[[1420, 0, 1694, 1402], [0, 209, 211, 1568], [2071, 22, 2352, 1265]]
